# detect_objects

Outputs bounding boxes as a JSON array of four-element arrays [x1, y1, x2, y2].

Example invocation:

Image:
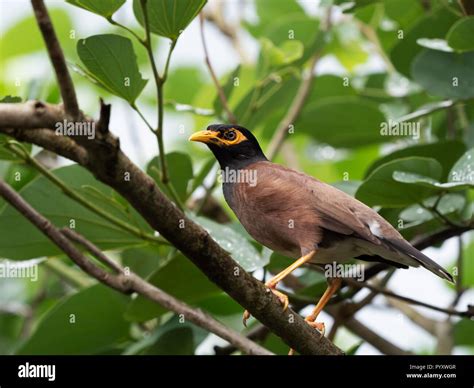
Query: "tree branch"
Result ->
[[0, 179, 273, 356], [31, 0, 80, 119]]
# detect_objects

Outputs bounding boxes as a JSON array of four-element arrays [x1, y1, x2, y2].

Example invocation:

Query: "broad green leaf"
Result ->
[[307, 75, 356, 100], [346, 341, 363, 355], [133, 0, 206, 40], [454, 319, 474, 346], [393, 148, 474, 191], [324, 25, 368, 71], [400, 194, 465, 224], [0, 165, 152, 260], [17, 284, 130, 355], [124, 316, 207, 355], [449, 148, 474, 186], [384, 0, 424, 30], [356, 157, 443, 207], [3, 162, 38, 192], [191, 215, 268, 271], [121, 245, 166, 278], [165, 66, 206, 104], [147, 152, 193, 202], [411, 49, 474, 99], [446, 16, 474, 52], [66, 0, 125, 18], [77, 34, 147, 103], [365, 141, 466, 180], [297, 97, 386, 147], [125, 254, 220, 322], [261, 15, 322, 64], [458, 239, 474, 287], [0, 9, 74, 65], [0, 96, 22, 103], [255, 0, 305, 25], [390, 8, 458, 77], [392, 172, 472, 191], [261, 39, 304, 67]]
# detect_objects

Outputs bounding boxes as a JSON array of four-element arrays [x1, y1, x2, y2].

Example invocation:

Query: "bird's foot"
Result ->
[[288, 320, 325, 355], [306, 319, 326, 336], [242, 283, 289, 327]]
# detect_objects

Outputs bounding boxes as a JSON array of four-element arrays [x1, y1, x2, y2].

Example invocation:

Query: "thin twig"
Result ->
[[266, 7, 332, 160], [0, 179, 272, 356], [199, 13, 237, 124], [344, 278, 473, 318], [31, 0, 80, 119]]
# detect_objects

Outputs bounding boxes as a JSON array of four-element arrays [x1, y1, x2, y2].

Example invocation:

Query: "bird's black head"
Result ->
[[189, 124, 267, 169]]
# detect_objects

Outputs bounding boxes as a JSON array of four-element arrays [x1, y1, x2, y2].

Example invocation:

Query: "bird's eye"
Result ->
[[224, 130, 237, 141]]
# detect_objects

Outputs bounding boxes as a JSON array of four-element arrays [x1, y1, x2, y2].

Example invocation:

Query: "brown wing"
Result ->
[[249, 161, 401, 246]]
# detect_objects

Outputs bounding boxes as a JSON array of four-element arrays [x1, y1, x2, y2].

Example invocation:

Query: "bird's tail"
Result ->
[[383, 238, 454, 283]]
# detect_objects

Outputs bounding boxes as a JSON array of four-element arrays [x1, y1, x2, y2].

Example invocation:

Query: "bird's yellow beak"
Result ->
[[188, 130, 217, 144]]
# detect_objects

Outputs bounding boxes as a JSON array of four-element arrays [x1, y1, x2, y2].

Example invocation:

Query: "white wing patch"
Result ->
[[369, 221, 382, 237]]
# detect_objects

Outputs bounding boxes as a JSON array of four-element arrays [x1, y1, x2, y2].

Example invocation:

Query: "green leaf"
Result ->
[[400, 194, 465, 224], [17, 284, 130, 355], [446, 16, 474, 52], [254, 0, 305, 26], [165, 66, 206, 104], [411, 49, 474, 99], [346, 341, 363, 355], [77, 34, 147, 103], [121, 245, 166, 278], [0, 9, 75, 66], [0, 95, 22, 103], [66, 0, 125, 18], [191, 215, 268, 272], [147, 152, 193, 202], [133, 0, 206, 40], [449, 148, 474, 187], [365, 141, 466, 180], [393, 147, 474, 191], [390, 8, 458, 77], [0, 165, 152, 260], [125, 254, 220, 322], [356, 157, 443, 207], [261, 39, 304, 67], [260, 15, 322, 64], [454, 319, 474, 347], [324, 25, 368, 71], [125, 316, 207, 355], [297, 97, 386, 147]]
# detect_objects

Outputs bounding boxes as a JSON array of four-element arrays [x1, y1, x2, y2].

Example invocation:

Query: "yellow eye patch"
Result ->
[[219, 129, 247, 146]]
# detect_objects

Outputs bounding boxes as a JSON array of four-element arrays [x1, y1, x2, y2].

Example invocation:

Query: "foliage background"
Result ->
[[0, 0, 473, 355]]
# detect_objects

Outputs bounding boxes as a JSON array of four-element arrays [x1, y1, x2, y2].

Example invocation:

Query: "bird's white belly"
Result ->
[[311, 238, 365, 264]]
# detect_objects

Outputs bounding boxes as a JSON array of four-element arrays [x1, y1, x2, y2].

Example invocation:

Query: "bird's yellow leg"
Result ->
[[288, 277, 342, 355], [242, 250, 317, 326]]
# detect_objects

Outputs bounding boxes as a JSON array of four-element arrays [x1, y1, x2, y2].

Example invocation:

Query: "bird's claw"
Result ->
[[288, 320, 326, 355], [242, 285, 289, 327], [306, 320, 325, 337]]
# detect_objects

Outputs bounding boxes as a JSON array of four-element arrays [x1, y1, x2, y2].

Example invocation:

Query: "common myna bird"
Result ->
[[189, 124, 453, 348]]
